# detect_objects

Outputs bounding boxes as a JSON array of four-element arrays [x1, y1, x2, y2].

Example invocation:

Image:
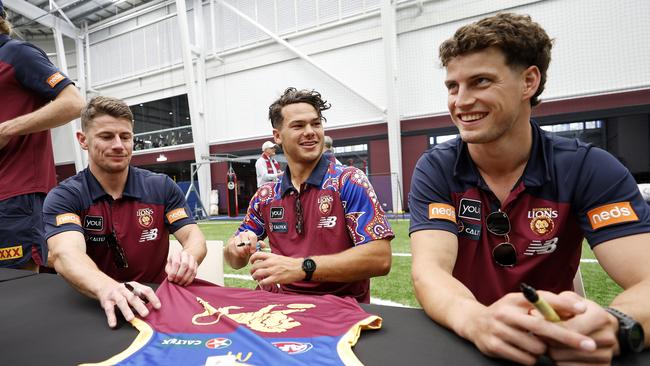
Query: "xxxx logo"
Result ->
[[0, 245, 23, 260]]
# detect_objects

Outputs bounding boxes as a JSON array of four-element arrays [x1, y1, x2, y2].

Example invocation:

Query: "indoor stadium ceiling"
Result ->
[[5, 0, 158, 39]]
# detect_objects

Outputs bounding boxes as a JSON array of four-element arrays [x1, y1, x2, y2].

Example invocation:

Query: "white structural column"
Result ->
[[176, 0, 212, 212], [381, 0, 403, 213], [50, 5, 86, 173], [73, 37, 88, 170]]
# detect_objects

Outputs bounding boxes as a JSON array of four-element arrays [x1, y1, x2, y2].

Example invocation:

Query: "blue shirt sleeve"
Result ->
[[164, 176, 196, 233], [11, 40, 73, 100], [339, 167, 394, 245], [42, 185, 85, 240], [237, 187, 269, 240], [573, 147, 650, 247], [408, 151, 458, 236]]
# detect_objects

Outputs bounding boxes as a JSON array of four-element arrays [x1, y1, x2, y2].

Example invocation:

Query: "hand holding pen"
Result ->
[[521, 282, 561, 322]]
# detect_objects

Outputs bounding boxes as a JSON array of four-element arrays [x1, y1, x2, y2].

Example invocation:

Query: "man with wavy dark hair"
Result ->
[[224, 87, 393, 303], [409, 13, 649, 365], [0, 0, 85, 271]]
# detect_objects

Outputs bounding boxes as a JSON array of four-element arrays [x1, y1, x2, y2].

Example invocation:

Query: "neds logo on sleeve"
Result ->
[[56, 213, 81, 226], [166, 208, 188, 224], [587, 202, 639, 230], [428, 203, 456, 223]]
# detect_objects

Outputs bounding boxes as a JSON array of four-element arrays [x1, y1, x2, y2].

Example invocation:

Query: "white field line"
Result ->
[[392, 252, 599, 264], [223, 274, 411, 307]]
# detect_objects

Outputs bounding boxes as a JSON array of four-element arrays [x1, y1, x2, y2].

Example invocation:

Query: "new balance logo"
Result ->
[[524, 237, 558, 255], [139, 228, 159, 242], [317, 216, 337, 228]]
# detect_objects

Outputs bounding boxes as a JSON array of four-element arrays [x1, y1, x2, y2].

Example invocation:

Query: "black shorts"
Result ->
[[0, 193, 47, 267]]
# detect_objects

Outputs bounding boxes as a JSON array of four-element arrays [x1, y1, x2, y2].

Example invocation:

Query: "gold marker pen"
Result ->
[[520, 282, 561, 322]]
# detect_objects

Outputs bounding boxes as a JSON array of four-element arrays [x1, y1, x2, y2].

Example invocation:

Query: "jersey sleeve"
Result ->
[[339, 167, 394, 245], [408, 152, 458, 236], [163, 176, 196, 233], [573, 147, 650, 247], [42, 185, 85, 240], [236, 187, 269, 240], [12, 41, 74, 100]]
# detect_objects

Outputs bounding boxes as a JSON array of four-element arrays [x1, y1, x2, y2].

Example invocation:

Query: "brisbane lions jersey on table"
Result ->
[[409, 121, 650, 305], [84, 280, 381, 366]]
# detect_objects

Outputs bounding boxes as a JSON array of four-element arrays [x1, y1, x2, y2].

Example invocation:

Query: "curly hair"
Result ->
[[81, 96, 134, 131], [268, 87, 331, 129], [439, 13, 553, 106]]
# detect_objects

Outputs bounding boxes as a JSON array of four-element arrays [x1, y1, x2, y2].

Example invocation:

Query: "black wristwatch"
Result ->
[[302, 257, 316, 282], [605, 307, 645, 354]]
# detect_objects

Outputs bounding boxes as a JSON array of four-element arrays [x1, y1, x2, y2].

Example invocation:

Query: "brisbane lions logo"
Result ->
[[318, 195, 334, 215], [137, 208, 154, 228], [530, 216, 554, 236]]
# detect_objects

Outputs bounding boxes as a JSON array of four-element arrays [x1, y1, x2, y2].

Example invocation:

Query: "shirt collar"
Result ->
[[453, 120, 551, 188], [85, 166, 141, 201], [280, 154, 330, 196]]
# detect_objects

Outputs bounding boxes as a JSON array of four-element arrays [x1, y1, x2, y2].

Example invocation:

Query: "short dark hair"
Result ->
[[81, 96, 134, 131], [268, 87, 331, 129], [439, 13, 553, 106]]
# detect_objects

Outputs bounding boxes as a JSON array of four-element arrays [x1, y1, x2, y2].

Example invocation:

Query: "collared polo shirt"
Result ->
[[43, 167, 195, 283], [239, 155, 394, 303], [0, 34, 73, 200], [409, 121, 650, 305]]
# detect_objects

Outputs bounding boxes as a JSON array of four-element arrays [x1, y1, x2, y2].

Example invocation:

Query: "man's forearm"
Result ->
[[308, 240, 391, 282], [413, 266, 484, 340], [610, 279, 650, 347], [0, 85, 84, 137], [51, 250, 117, 300]]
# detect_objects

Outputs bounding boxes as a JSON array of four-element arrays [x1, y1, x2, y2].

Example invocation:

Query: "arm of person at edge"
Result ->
[[543, 232, 650, 365], [248, 239, 391, 284], [410, 229, 598, 365], [0, 85, 84, 149], [167, 223, 207, 286], [47, 230, 161, 328]]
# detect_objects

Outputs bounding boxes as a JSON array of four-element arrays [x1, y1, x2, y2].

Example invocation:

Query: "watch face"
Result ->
[[630, 324, 645, 352], [303, 258, 316, 272]]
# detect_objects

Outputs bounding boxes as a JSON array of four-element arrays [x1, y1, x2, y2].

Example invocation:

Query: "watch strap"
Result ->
[[605, 307, 645, 354]]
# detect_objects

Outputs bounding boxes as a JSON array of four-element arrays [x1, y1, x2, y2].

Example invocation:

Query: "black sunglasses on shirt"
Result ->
[[486, 211, 517, 267]]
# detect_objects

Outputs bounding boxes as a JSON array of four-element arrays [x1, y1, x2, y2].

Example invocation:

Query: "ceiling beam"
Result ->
[[4, 0, 81, 38]]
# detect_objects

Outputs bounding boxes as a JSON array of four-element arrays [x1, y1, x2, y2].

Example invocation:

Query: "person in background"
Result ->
[[323, 135, 342, 165], [255, 140, 283, 187], [0, 0, 85, 271], [409, 13, 650, 365], [224, 87, 393, 303], [43, 96, 207, 328]]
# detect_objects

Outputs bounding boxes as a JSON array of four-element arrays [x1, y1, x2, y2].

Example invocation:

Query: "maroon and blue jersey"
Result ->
[[0, 34, 73, 201], [409, 121, 650, 305], [85, 280, 381, 366], [238, 155, 394, 303], [42, 167, 195, 283]]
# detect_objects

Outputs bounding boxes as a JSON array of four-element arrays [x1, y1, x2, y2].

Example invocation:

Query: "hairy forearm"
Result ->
[[310, 240, 391, 282], [0, 85, 84, 137]]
